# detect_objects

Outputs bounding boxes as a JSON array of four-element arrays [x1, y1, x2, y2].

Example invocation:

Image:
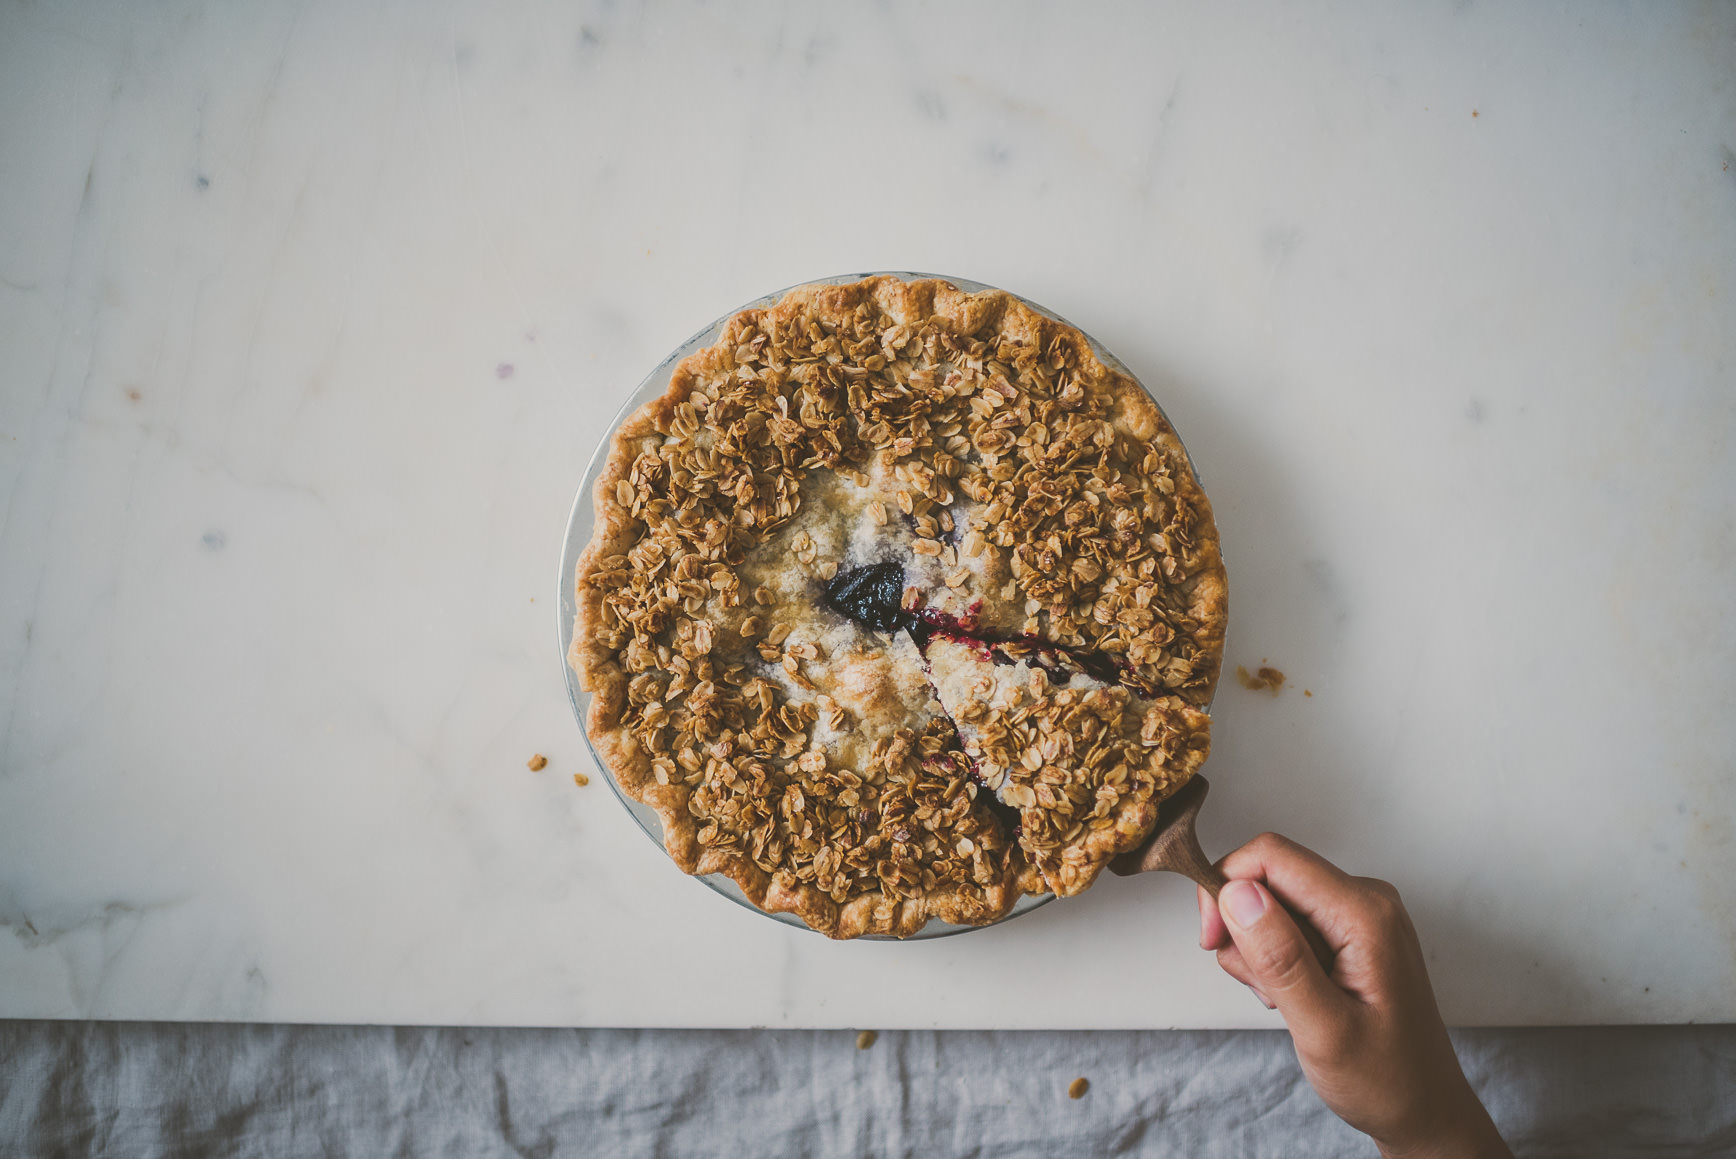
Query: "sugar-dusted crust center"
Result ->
[[571, 277, 1226, 938]]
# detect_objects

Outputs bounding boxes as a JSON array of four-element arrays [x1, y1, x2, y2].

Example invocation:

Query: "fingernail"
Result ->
[[1222, 880, 1268, 928]]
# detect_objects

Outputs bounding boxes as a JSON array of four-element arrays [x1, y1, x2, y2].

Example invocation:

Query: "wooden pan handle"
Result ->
[[1191, 863, 1337, 975], [1114, 776, 1336, 974]]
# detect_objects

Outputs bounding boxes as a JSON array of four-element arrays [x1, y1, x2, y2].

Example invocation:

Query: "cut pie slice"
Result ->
[[922, 634, 1211, 898]]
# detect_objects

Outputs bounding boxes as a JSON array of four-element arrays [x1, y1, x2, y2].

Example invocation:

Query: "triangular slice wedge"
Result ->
[[923, 633, 1212, 897]]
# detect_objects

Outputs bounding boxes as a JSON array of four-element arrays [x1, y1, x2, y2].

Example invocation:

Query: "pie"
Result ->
[[570, 276, 1226, 938]]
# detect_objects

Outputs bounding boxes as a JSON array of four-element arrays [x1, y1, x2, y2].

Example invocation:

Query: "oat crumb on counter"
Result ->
[[573, 772, 590, 787], [1235, 664, 1285, 694], [527, 754, 548, 771]]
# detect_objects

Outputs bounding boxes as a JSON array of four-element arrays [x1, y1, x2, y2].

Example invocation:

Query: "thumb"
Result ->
[[1218, 879, 1344, 1026]]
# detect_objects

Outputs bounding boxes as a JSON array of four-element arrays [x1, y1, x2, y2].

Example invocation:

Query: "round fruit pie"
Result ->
[[570, 276, 1227, 938]]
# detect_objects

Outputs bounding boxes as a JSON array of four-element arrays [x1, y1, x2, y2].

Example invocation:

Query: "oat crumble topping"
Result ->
[[571, 277, 1225, 938]]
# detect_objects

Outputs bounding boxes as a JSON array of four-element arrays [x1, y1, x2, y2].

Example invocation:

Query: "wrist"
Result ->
[[1374, 1088, 1510, 1159]]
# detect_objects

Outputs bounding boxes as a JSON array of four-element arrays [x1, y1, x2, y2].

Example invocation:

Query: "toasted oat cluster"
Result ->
[[571, 277, 1226, 938]]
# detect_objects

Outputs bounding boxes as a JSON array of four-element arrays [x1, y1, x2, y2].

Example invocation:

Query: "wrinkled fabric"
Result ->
[[1, 1023, 1732, 1157]]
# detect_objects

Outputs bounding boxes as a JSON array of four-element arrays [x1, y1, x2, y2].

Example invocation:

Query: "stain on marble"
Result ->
[[497, 362, 515, 379], [238, 965, 268, 1015], [1, 894, 181, 952], [1301, 557, 1350, 624], [1683, 791, 1736, 996], [201, 530, 227, 550], [1262, 225, 1301, 269], [801, 35, 833, 69]]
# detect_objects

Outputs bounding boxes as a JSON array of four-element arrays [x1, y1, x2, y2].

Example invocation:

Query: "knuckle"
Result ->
[[1248, 931, 1312, 990], [1352, 877, 1404, 925], [1245, 831, 1291, 860], [1371, 895, 1405, 928], [1216, 948, 1256, 989]]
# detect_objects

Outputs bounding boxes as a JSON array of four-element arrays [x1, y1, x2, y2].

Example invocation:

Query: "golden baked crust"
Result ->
[[571, 276, 1226, 938]]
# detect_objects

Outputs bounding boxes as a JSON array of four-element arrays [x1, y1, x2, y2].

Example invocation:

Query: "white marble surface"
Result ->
[[1, 0, 1732, 1028]]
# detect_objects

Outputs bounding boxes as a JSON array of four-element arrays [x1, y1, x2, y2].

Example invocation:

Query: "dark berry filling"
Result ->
[[822, 562, 916, 634], [822, 564, 1140, 690], [914, 608, 1131, 691]]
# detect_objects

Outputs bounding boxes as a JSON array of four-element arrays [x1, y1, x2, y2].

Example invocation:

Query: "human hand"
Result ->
[[1197, 834, 1511, 1159]]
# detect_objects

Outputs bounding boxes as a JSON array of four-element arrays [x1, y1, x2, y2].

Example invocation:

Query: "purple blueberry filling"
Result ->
[[822, 562, 915, 633]]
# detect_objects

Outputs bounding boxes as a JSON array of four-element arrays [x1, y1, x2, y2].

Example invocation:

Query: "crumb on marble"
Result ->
[[527, 754, 547, 771], [573, 772, 589, 787], [1068, 1077, 1089, 1099], [1235, 664, 1285, 695], [856, 1030, 877, 1050], [1304, 689, 1313, 697]]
